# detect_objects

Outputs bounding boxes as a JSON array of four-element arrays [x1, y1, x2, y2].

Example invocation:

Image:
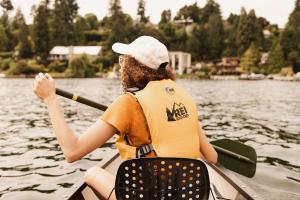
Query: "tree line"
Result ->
[[0, 0, 300, 77]]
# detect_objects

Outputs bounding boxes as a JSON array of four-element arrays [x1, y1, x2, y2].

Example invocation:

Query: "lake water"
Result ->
[[0, 78, 299, 200]]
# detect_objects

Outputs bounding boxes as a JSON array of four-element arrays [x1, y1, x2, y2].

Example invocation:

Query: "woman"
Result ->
[[33, 36, 217, 200]]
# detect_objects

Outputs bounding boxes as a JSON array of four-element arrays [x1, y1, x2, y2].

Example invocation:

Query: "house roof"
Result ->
[[50, 46, 101, 56]]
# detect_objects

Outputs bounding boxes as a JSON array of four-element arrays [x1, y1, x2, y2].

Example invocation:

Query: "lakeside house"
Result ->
[[49, 46, 101, 61], [169, 51, 192, 75], [215, 57, 241, 75]]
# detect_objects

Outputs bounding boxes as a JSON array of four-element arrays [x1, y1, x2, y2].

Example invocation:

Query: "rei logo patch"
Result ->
[[166, 103, 189, 121]]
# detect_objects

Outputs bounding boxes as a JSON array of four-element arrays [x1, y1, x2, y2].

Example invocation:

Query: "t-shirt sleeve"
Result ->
[[100, 94, 133, 136]]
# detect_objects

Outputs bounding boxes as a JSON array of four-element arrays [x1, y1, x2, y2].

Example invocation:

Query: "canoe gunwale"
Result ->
[[62, 150, 120, 200], [207, 163, 263, 200]]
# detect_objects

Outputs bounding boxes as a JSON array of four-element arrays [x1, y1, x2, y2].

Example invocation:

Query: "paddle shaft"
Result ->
[[55, 88, 254, 164], [56, 88, 108, 111]]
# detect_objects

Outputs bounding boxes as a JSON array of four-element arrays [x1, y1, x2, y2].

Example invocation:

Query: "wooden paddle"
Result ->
[[55, 88, 257, 178]]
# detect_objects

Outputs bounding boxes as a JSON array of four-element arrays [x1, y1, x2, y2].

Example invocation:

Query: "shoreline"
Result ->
[[1, 72, 300, 81]]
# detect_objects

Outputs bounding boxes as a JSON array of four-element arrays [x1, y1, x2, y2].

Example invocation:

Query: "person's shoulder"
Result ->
[[112, 93, 138, 106]]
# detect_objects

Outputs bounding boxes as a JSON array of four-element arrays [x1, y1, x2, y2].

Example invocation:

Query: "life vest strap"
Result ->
[[136, 144, 155, 158]]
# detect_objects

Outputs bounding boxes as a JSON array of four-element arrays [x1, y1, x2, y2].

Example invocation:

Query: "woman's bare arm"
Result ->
[[33, 73, 117, 163], [198, 125, 218, 163]]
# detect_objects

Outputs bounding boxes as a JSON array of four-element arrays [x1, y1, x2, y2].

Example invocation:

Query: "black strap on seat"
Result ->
[[136, 144, 155, 158], [115, 157, 210, 200]]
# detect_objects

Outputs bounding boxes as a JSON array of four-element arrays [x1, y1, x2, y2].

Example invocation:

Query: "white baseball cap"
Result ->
[[112, 36, 169, 70]]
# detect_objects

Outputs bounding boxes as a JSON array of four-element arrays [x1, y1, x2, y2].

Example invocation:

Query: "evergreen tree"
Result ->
[[186, 24, 207, 61], [137, 0, 149, 23], [174, 3, 201, 23], [223, 14, 239, 56], [240, 42, 261, 73], [85, 13, 99, 30], [201, 0, 220, 24], [280, 27, 298, 58], [0, 0, 13, 11], [12, 9, 33, 58], [0, 24, 8, 51], [109, 0, 122, 16], [264, 24, 280, 52], [287, 51, 300, 73], [236, 9, 264, 56], [0, 0, 13, 51], [174, 26, 188, 51], [158, 10, 177, 50], [100, 0, 136, 65], [10, 8, 24, 48], [206, 12, 223, 60], [179, 0, 223, 61], [0, 12, 12, 51], [74, 15, 88, 45], [18, 23, 33, 58], [51, 0, 78, 46], [287, 0, 300, 37], [266, 40, 286, 74], [160, 9, 172, 24], [280, 0, 300, 72], [33, 0, 50, 64]]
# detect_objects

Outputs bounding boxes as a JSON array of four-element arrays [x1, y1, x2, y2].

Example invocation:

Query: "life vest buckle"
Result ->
[[136, 144, 154, 158]]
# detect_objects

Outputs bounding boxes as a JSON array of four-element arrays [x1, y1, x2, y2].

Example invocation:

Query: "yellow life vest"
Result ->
[[116, 79, 200, 160]]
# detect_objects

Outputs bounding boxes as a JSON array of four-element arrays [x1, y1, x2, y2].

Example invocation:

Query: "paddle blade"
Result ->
[[211, 139, 257, 178]]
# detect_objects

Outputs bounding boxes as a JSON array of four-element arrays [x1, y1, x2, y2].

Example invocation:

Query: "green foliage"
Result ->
[[266, 41, 286, 74], [0, 57, 11, 71], [74, 16, 88, 45], [280, 0, 300, 72], [159, 9, 172, 24], [17, 24, 34, 58], [263, 24, 279, 52], [223, 14, 239, 57], [206, 13, 224, 59], [51, 0, 78, 46], [7, 59, 45, 75], [33, 0, 50, 65], [109, 0, 122, 16], [236, 9, 264, 56], [84, 30, 103, 43], [182, 0, 223, 61], [84, 13, 99, 30], [186, 24, 207, 61], [94, 56, 113, 70], [66, 54, 96, 78], [1, 0, 300, 76], [287, 51, 300, 72], [11, 9, 33, 58], [201, 0, 221, 24], [101, 0, 137, 64], [240, 43, 261, 73], [47, 60, 67, 72], [0, 13, 13, 51], [159, 20, 177, 50], [137, 0, 149, 23], [280, 27, 298, 59], [0, 24, 8, 51], [0, 51, 12, 58], [0, 0, 13, 11], [174, 3, 201, 23]]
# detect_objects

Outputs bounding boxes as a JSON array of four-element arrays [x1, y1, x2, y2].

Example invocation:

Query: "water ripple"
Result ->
[[0, 78, 299, 199]]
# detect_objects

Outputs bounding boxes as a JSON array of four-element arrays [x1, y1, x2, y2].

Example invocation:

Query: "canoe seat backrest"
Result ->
[[115, 157, 210, 200]]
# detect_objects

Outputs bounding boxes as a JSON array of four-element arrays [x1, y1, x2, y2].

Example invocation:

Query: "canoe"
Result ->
[[60, 149, 263, 200]]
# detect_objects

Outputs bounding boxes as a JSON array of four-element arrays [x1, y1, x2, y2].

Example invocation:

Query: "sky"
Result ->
[[5, 0, 296, 28]]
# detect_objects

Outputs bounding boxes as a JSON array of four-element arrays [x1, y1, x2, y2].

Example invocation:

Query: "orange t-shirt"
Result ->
[[101, 93, 151, 147]]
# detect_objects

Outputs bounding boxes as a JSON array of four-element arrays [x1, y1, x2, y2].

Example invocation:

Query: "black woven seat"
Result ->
[[115, 157, 210, 200]]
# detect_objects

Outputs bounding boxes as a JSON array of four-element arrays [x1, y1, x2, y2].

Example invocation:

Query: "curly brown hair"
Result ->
[[120, 55, 175, 92]]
